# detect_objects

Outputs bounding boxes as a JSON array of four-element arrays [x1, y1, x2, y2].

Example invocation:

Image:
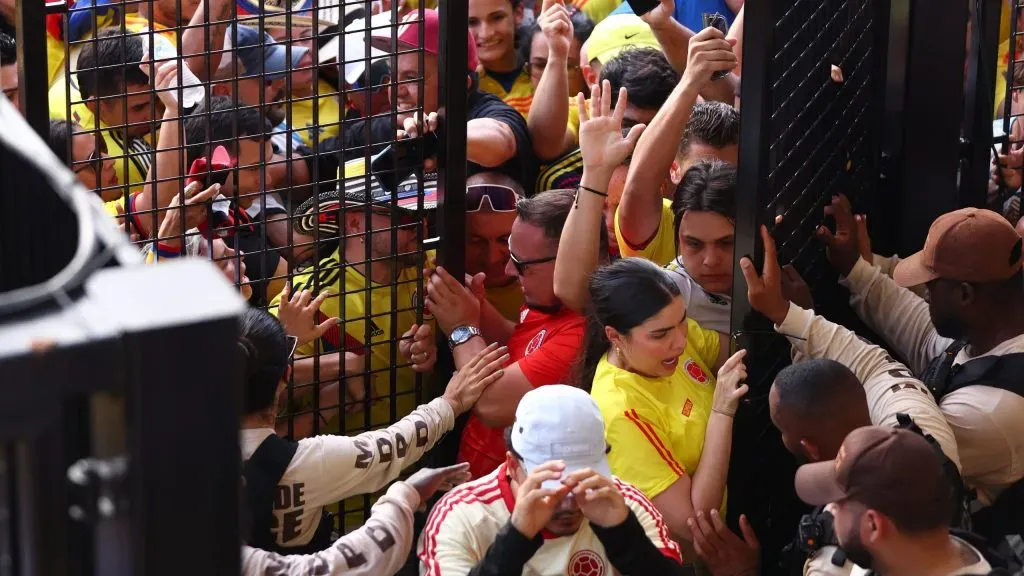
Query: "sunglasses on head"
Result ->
[[467, 184, 519, 213]]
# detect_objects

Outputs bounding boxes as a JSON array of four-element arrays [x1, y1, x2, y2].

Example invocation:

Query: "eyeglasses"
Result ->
[[467, 184, 519, 213], [508, 239, 556, 275], [286, 335, 298, 358], [73, 137, 108, 176]]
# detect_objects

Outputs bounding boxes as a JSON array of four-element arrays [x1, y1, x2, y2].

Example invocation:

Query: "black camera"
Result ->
[[795, 507, 838, 554], [780, 507, 847, 574]]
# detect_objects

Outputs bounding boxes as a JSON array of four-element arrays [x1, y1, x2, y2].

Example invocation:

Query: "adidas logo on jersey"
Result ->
[[368, 319, 384, 338]]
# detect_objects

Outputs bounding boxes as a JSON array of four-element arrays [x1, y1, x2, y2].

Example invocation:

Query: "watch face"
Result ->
[[452, 326, 471, 342]]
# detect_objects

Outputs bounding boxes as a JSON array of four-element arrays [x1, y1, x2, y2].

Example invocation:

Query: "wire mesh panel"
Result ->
[[731, 0, 887, 570], [995, 1, 1023, 217], [44, 0, 458, 547]]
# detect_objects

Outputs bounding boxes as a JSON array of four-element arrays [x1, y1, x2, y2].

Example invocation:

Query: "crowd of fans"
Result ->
[[2, 0, 1024, 574]]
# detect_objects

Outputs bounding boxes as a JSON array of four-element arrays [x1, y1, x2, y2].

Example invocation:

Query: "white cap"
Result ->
[[510, 385, 611, 489]]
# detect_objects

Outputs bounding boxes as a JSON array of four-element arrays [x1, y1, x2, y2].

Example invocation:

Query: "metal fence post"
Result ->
[[897, 0, 968, 252], [960, 0, 1003, 209], [437, 0, 468, 280]]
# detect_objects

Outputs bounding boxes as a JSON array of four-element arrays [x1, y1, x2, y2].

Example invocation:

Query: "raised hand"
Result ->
[[406, 462, 472, 510], [277, 282, 337, 347], [815, 194, 862, 276], [441, 342, 510, 415], [690, 510, 761, 576], [511, 461, 571, 538], [577, 79, 646, 175], [739, 225, 790, 325], [681, 26, 738, 91], [156, 181, 222, 246], [147, 58, 182, 113], [712, 349, 748, 416], [780, 264, 813, 310], [398, 323, 436, 373], [562, 468, 629, 528], [538, 0, 573, 61]]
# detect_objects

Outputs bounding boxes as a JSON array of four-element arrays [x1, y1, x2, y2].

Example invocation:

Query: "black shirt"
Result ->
[[341, 90, 538, 194]]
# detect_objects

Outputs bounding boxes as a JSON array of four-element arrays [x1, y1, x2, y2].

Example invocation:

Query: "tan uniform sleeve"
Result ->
[[305, 397, 455, 505], [777, 303, 962, 470], [839, 257, 954, 375], [242, 481, 420, 576]]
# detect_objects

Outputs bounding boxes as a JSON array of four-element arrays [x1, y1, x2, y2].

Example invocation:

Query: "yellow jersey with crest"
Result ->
[[287, 79, 342, 147], [591, 318, 726, 514], [269, 249, 434, 434]]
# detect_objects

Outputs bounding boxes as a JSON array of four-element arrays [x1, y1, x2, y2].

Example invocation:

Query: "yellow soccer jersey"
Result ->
[[591, 318, 725, 506], [269, 250, 433, 434], [478, 67, 535, 118], [49, 82, 154, 193], [418, 463, 683, 574], [289, 79, 342, 147], [614, 197, 676, 266], [572, 0, 624, 24]]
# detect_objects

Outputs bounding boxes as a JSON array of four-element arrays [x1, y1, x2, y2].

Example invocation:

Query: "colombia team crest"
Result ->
[[568, 550, 606, 576], [525, 329, 547, 355], [684, 359, 709, 384]]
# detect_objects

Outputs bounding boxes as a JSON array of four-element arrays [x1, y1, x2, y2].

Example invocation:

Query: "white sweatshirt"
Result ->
[[840, 257, 1024, 504], [241, 397, 455, 548], [242, 481, 420, 576]]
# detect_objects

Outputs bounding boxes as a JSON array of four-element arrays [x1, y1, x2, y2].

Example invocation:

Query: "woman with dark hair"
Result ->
[[238, 307, 510, 560], [554, 83, 747, 560], [47, 119, 119, 200]]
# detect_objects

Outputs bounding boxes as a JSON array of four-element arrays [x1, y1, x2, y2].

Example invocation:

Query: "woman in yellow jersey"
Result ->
[[470, 0, 536, 117], [582, 259, 747, 554], [555, 82, 747, 557]]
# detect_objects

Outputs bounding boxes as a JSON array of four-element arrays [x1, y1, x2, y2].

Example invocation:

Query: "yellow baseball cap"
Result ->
[[583, 13, 662, 66]]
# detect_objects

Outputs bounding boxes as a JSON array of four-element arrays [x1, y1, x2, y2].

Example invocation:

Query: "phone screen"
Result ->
[[625, 0, 661, 16]]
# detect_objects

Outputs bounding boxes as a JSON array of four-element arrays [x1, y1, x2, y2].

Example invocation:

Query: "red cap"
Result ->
[[371, 9, 478, 73]]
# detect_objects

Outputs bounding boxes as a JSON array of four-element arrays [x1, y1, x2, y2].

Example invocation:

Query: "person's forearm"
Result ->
[[181, 0, 230, 82], [453, 336, 528, 427], [467, 119, 518, 167], [241, 481, 419, 576], [479, 298, 516, 345], [690, 412, 733, 512], [620, 80, 699, 245], [839, 257, 951, 374], [554, 167, 613, 312], [727, 5, 744, 78], [267, 215, 317, 264], [594, 511, 686, 575], [649, 19, 694, 76], [136, 106, 182, 238], [291, 354, 342, 389], [528, 56, 573, 161], [467, 521, 542, 576]]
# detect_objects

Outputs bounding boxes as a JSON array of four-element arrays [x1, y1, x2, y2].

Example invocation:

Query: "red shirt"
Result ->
[[457, 306, 585, 479]]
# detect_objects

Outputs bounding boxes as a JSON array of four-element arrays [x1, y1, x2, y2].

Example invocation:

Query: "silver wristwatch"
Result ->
[[448, 325, 482, 349]]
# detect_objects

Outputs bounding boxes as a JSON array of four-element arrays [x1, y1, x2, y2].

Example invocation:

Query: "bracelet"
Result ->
[[575, 185, 608, 208], [712, 407, 736, 417]]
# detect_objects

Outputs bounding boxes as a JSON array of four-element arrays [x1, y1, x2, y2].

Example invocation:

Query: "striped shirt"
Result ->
[[417, 463, 681, 575]]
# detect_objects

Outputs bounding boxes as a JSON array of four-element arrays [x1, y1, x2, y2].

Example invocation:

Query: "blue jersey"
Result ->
[[611, 0, 735, 33]]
